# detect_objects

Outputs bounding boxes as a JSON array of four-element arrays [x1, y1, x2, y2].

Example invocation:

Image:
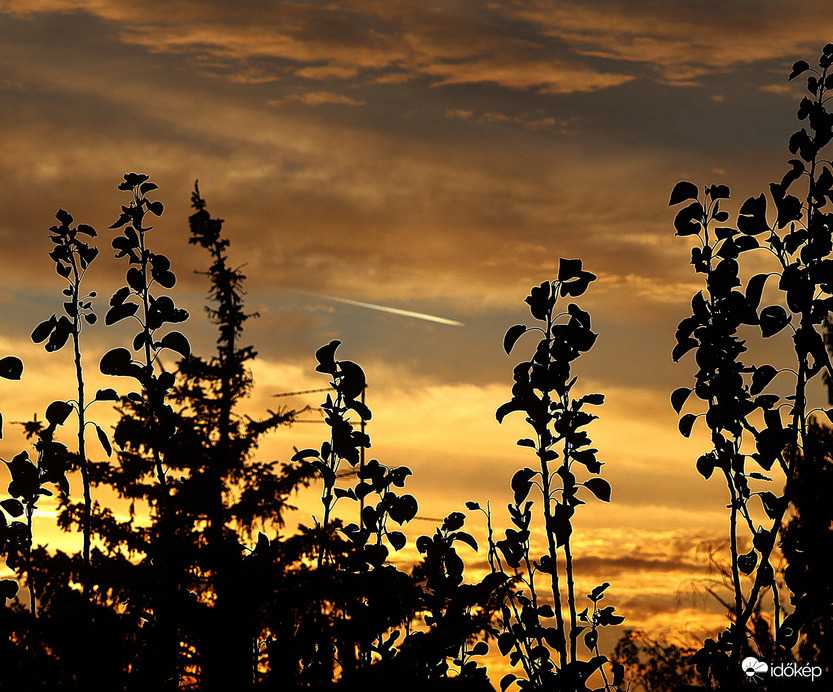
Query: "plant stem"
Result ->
[[69, 263, 91, 597], [26, 503, 36, 618]]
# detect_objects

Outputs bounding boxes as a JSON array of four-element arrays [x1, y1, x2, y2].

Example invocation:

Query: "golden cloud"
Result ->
[[503, 0, 827, 84]]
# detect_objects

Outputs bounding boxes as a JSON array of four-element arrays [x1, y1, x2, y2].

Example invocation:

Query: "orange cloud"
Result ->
[[270, 91, 365, 106], [0, 0, 635, 94], [503, 0, 827, 84]]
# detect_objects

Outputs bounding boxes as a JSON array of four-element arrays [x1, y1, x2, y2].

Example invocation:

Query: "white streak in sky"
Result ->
[[307, 292, 464, 327]]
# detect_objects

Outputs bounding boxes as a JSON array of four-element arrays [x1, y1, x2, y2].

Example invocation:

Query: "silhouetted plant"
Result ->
[[30, 208, 113, 609], [0, 354, 24, 627], [169, 182, 306, 690], [670, 44, 833, 686], [284, 342, 505, 690], [288, 341, 420, 685], [491, 261, 624, 691], [407, 510, 507, 684], [611, 629, 700, 692], [49, 181, 309, 690], [0, 353, 24, 591], [96, 172, 191, 688]]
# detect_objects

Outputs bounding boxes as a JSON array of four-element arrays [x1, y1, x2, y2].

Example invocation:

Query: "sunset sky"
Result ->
[[1, 0, 831, 658]]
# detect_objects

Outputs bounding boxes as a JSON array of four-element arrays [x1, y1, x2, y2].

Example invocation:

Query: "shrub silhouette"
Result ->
[[669, 43, 833, 688], [487, 263, 624, 692], [280, 341, 505, 690]]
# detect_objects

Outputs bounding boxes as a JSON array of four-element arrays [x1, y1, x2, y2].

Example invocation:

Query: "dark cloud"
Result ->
[[571, 554, 701, 577]]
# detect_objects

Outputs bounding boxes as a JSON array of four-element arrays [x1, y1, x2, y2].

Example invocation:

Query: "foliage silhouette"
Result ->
[[611, 629, 700, 692], [279, 341, 504, 690], [31, 207, 103, 593], [670, 44, 833, 688], [490, 262, 625, 691], [5, 48, 833, 692], [0, 180, 628, 690]]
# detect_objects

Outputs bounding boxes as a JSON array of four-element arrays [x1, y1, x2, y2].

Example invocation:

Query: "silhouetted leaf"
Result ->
[[94, 424, 112, 457], [669, 181, 699, 206], [584, 629, 598, 651], [6, 451, 38, 500], [707, 184, 730, 200], [671, 387, 692, 414], [737, 194, 768, 235], [589, 582, 610, 602], [45, 400, 72, 426], [584, 478, 611, 502], [150, 254, 176, 288], [454, 531, 478, 551], [511, 468, 536, 505], [495, 399, 524, 423], [126, 267, 145, 293], [674, 201, 703, 236], [759, 491, 781, 520], [389, 494, 418, 524], [471, 641, 489, 656], [679, 413, 697, 438], [597, 606, 625, 626], [465, 501, 480, 510], [0, 356, 23, 381], [387, 530, 406, 551], [549, 503, 574, 547], [525, 281, 552, 320], [338, 360, 366, 400], [558, 258, 583, 282], [389, 466, 411, 487], [45, 316, 73, 352], [363, 543, 388, 567], [745, 273, 770, 315], [759, 305, 790, 337], [158, 331, 191, 358], [443, 511, 466, 531], [0, 579, 18, 601], [737, 549, 758, 575], [789, 60, 810, 80], [696, 454, 715, 480], [672, 337, 698, 362], [147, 295, 188, 328], [105, 301, 139, 326], [503, 324, 527, 355], [121, 172, 149, 188], [315, 340, 340, 374], [100, 348, 134, 376], [94, 388, 119, 402], [0, 498, 24, 518], [750, 365, 778, 395], [560, 270, 596, 298], [32, 315, 57, 344]]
